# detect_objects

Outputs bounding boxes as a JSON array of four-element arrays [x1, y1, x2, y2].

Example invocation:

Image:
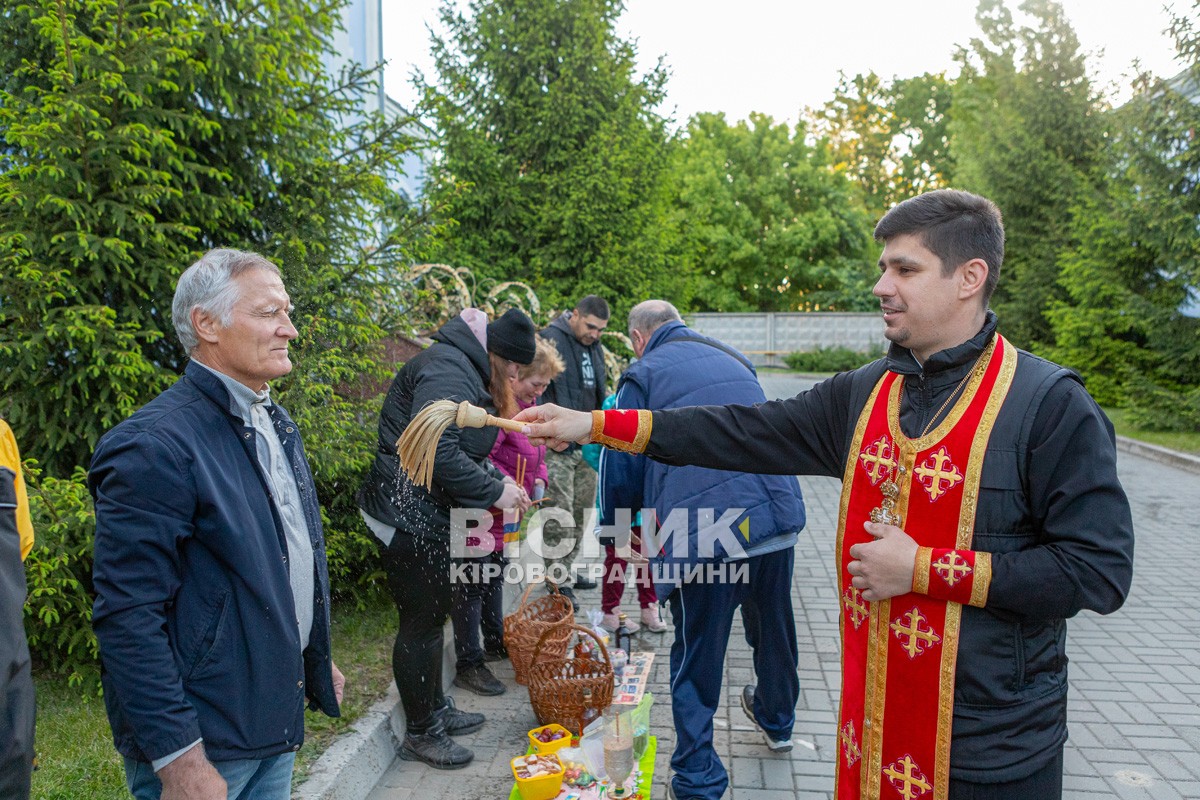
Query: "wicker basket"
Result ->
[[504, 581, 574, 686], [526, 624, 614, 735]]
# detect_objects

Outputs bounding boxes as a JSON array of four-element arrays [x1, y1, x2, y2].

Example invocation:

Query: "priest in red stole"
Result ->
[[518, 189, 1134, 800]]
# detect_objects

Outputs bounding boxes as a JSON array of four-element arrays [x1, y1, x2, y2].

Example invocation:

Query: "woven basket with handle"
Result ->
[[503, 581, 574, 685], [526, 624, 614, 735]]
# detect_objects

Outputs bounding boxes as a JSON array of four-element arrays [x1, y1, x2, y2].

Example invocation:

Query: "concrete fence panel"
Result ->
[[685, 312, 886, 367]]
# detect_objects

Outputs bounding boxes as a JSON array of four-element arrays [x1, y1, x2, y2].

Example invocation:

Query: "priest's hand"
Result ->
[[847, 522, 919, 602], [513, 404, 593, 450]]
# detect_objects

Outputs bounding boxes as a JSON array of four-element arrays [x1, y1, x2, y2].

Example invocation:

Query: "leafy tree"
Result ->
[[669, 112, 874, 312], [419, 0, 691, 315], [949, 0, 1106, 350], [814, 70, 954, 217], [1046, 1, 1200, 425]]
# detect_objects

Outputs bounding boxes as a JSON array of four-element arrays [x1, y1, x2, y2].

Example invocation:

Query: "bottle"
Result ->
[[580, 687, 600, 733], [614, 613, 633, 655]]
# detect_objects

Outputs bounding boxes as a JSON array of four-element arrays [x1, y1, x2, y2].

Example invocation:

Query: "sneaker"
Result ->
[[558, 586, 580, 612], [640, 605, 668, 633], [573, 575, 598, 590], [600, 612, 639, 633], [740, 685, 792, 752], [453, 664, 507, 696], [399, 726, 474, 769], [483, 644, 508, 662], [438, 696, 486, 736]]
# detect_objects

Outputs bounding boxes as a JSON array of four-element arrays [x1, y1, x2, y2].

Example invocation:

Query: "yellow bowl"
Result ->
[[511, 753, 565, 800], [527, 723, 572, 755]]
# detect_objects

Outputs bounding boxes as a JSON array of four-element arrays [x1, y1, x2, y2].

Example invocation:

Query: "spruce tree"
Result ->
[[420, 0, 689, 314], [0, 0, 421, 476]]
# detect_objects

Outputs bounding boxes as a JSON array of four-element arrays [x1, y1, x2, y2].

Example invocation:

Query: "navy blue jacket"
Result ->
[[598, 321, 806, 600], [90, 362, 339, 764]]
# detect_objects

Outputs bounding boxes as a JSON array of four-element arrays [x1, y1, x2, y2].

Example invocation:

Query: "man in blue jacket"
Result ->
[[597, 300, 806, 800], [90, 249, 344, 800]]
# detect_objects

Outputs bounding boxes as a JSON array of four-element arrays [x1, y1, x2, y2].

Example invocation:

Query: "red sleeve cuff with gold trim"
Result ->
[[912, 547, 991, 608], [590, 409, 653, 454]]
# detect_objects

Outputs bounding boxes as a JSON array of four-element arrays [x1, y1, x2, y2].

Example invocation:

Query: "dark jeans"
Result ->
[[450, 552, 506, 671], [949, 749, 1063, 799], [381, 530, 452, 733]]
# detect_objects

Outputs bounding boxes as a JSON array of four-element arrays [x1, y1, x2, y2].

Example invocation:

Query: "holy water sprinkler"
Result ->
[[397, 400, 525, 491]]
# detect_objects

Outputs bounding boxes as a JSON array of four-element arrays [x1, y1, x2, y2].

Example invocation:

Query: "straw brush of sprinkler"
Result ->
[[397, 400, 526, 491]]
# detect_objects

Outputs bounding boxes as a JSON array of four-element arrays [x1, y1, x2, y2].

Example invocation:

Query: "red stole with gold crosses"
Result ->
[[834, 334, 1016, 800]]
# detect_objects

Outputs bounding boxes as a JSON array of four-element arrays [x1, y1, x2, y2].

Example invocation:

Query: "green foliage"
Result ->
[[813, 70, 955, 216], [1046, 1, 1200, 421], [669, 112, 874, 312], [0, 0, 424, 475], [21, 463, 100, 691], [1, 0, 431, 681], [420, 0, 691, 316], [949, 0, 1106, 350], [1123, 379, 1200, 433], [783, 346, 884, 373]]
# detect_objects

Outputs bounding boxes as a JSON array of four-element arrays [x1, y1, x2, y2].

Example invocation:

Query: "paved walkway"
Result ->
[[364, 373, 1200, 800]]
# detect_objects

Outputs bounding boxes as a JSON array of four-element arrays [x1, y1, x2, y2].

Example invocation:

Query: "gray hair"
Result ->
[[627, 299, 682, 336], [172, 248, 281, 352]]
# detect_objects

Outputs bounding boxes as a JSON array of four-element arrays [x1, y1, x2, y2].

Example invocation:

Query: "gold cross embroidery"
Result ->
[[913, 446, 963, 502], [842, 586, 869, 630], [840, 720, 861, 767], [883, 754, 933, 800], [933, 551, 973, 587], [890, 607, 942, 659], [858, 435, 897, 486]]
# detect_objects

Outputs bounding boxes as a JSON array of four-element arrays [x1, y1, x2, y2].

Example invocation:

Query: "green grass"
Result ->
[[1105, 408, 1200, 455], [31, 682, 124, 800], [30, 595, 397, 799]]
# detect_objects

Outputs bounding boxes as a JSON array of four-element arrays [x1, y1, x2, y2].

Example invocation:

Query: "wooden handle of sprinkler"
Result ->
[[455, 401, 527, 433], [486, 415, 526, 432]]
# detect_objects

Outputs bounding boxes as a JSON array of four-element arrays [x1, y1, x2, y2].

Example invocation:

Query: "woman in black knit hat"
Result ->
[[357, 307, 536, 769]]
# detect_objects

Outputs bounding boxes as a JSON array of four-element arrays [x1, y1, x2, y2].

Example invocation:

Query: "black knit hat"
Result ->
[[487, 308, 536, 365]]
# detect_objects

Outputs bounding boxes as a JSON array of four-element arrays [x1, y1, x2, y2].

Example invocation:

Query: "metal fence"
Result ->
[[685, 312, 886, 368]]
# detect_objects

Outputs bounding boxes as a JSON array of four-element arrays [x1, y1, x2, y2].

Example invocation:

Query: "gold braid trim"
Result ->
[[590, 410, 605, 443], [969, 551, 992, 608], [590, 409, 654, 454], [913, 546, 933, 595]]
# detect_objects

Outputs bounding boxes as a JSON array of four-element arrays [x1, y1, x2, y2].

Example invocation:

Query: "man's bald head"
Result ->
[[627, 300, 683, 357]]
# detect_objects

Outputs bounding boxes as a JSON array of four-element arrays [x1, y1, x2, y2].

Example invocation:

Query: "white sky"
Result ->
[[382, 0, 1186, 126]]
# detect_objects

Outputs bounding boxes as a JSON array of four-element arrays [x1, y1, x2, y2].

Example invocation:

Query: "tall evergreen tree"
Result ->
[[1046, 1, 1200, 426], [419, 0, 690, 314], [0, 0, 422, 476], [949, 0, 1105, 349]]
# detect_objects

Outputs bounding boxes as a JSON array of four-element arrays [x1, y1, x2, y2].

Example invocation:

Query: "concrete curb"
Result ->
[[293, 626, 458, 800], [293, 687, 400, 800], [1116, 434, 1200, 474]]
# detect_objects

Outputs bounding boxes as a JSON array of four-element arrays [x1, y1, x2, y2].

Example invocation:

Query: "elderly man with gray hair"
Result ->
[[90, 249, 344, 800]]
